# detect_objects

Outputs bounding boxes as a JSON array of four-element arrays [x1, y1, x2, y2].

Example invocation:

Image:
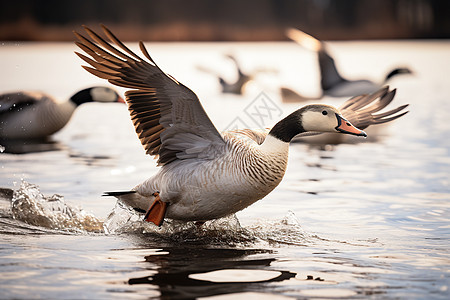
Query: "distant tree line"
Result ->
[[1, 0, 448, 41]]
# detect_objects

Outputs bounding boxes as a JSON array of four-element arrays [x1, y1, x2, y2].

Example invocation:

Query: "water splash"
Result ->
[[103, 201, 255, 245], [11, 181, 103, 233], [8, 181, 310, 245], [102, 201, 143, 234], [104, 200, 309, 246], [247, 210, 310, 246]]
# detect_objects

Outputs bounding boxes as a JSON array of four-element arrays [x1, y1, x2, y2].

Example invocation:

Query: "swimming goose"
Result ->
[[292, 87, 409, 144], [284, 28, 412, 99], [75, 25, 369, 226], [0, 87, 124, 139]]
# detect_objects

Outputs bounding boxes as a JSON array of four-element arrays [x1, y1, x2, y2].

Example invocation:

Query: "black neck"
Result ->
[[268, 109, 305, 143], [319, 48, 347, 91], [69, 88, 92, 106], [385, 68, 410, 82]]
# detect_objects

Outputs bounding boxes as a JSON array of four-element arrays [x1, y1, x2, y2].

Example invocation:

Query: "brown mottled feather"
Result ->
[[223, 128, 269, 145]]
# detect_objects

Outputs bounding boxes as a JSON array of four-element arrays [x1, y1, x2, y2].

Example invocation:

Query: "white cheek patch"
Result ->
[[302, 111, 337, 132], [301, 111, 312, 131], [91, 87, 117, 102]]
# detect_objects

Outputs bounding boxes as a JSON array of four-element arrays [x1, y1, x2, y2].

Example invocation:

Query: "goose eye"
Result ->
[[322, 110, 328, 116]]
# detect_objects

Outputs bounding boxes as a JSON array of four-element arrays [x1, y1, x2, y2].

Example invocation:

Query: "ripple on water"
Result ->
[[198, 292, 296, 299], [189, 269, 282, 283]]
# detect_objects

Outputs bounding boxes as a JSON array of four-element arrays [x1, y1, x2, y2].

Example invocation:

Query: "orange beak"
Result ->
[[335, 114, 367, 137], [117, 96, 126, 103]]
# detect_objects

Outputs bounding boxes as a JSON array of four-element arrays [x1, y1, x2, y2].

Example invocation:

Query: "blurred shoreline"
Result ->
[[2, 0, 449, 42], [1, 19, 447, 42]]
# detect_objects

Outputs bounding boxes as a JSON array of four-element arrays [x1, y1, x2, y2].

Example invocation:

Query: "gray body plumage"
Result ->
[[122, 132, 288, 221], [0, 92, 76, 139], [0, 87, 121, 139]]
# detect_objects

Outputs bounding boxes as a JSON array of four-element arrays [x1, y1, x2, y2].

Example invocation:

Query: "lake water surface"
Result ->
[[0, 41, 449, 299]]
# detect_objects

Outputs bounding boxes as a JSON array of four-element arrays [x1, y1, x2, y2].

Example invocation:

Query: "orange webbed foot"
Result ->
[[144, 192, 168, 226]]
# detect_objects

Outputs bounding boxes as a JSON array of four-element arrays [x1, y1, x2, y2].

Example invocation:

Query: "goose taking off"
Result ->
[[284, 28, 412, 99], [0, 87, 124, 139], [75, 25, 371, 226]]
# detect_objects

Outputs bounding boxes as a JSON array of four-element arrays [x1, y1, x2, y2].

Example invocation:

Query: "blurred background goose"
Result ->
[[75, 25, 370, 226], [283, 28, 412, 100], [0, 86, 123, 140], [197, 54, 277, 95], [197, 54, 252, 94]]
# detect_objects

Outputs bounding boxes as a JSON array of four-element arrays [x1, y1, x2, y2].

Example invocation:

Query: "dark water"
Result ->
[[0, 41, 449, 299]]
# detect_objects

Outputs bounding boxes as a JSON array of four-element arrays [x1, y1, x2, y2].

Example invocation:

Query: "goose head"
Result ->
[[70, 87, 124, 106], [269, 104, 367, 143], [385, 67, 413, 81]]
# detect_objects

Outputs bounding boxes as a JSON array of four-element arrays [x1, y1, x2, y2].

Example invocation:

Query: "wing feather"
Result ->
[[339, 87, 409, 130], [74, 25, 225, 166]]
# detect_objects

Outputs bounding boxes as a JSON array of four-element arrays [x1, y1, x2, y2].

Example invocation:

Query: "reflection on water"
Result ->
[[129, 248, 296, 299], [1, 41, 450, 299], [1, 178, 448, 298]]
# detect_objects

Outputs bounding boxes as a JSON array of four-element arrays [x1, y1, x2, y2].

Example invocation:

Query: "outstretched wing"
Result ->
[[285, 28, 322, 52], [74, 25, 225, 166], [286, 27, 346, 91], [339, 87, 409, 130]]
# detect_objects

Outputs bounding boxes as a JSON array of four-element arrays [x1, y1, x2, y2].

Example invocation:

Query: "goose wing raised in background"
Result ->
[[286, 27, 347, 91], [339, 87, 409, 130]]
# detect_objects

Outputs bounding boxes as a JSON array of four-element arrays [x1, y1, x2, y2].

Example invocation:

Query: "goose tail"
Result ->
[[102, 191, 136, 197], [103, 191, 147, 214]]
